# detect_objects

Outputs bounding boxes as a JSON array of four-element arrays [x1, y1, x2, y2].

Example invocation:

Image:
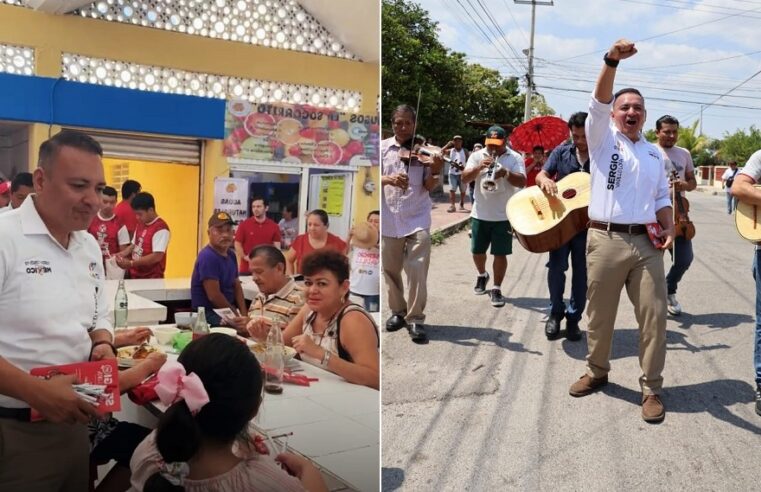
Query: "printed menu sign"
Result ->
[[213, 177, 249, 223], [223, 100, 379, 167], [318, 175, 345, 216]]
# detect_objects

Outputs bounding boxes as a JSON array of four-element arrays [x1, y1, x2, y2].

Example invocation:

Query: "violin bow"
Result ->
[[404, 88, 422, 176]]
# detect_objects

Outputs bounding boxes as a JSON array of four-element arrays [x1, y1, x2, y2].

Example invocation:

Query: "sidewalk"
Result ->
[[430, 186, 471, 236]]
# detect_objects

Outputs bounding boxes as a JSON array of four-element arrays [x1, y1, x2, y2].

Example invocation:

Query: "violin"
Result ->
[[398, 137, 449, 168], [670, 170, 696, 240]]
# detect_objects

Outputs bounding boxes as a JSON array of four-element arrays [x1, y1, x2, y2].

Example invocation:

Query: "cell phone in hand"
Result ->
[[646, 223, 664, 249]]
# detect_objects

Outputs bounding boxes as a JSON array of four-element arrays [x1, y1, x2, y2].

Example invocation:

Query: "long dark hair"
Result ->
[[144, 334, 263, 491]]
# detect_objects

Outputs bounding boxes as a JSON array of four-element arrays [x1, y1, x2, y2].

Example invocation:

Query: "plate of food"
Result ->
[[248, 341, 297, 362], [117, 343, 163, 368]]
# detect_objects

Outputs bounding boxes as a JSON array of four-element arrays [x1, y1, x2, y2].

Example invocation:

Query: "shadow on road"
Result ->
[[425, 324, 543, 355], [561, 328, 730, 361], [381, 467, 405, 492], [602, 380, 761, 435], [673, 311, 754, 330], [507, 296, 550, 315]]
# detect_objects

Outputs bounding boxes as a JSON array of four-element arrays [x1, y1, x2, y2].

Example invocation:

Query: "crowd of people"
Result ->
[[0, 128, 380, 491], [381, 39, 761, 426]]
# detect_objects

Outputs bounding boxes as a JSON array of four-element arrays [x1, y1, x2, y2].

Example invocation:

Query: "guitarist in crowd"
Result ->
[[567, 39, 674, 424], [535, 112, 590, 342], [726, 148, 761, 417], [441, 135, 469, 213], [462, 126, 526, 307], [654, 115, 697, 317]]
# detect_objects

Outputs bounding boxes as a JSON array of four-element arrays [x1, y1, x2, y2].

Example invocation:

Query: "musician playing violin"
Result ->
[[655, 115, 697, 317], [381, 104, 444, 344]]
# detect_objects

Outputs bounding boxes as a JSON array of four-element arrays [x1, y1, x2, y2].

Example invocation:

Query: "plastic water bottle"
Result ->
[[264, 322, 284, 394], [192, 307, 210, 340], [114, 280, 128, 330]]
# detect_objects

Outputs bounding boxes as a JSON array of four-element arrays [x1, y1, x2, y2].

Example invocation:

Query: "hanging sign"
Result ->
[[213, 177, 249, 223], [223, 100, 379, 167], [318, 175, 346, 216]]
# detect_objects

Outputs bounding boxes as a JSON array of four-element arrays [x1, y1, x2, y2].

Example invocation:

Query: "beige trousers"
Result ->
[[382, 230, 431, 323], [0, 418, 90, 491], [585, 229, 667, 395]]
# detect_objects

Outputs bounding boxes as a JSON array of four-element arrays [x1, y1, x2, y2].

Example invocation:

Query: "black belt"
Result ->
[[589, 221, 647, 235], [0, 407, 31, 421]]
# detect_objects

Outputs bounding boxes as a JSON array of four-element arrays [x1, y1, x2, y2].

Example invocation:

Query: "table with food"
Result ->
[[112, 325, 379, 492]]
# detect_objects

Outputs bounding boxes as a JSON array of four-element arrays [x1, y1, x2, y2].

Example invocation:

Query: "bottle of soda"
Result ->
[[192, 307, 210, 341], [264, 322, 284, 395], [114, 280, 128, 330]]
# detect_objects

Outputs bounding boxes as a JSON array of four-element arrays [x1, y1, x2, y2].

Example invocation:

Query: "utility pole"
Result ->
[[515, 0, 553, 122], [699, 104, 704, 136]]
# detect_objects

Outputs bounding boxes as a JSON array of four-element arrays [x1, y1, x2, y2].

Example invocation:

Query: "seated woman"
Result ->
[[251, 250, 379, 390], [284, 209, 347, 275], [129, 334, 327, 492]]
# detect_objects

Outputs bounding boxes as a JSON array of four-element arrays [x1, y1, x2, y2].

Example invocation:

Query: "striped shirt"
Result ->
[[381, 136, 433, 238], [247, 278, 305, 327]]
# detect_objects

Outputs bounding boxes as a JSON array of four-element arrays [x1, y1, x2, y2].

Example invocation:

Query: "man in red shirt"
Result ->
[[113, 179, 141, 237], [234, 196, 281, 274], [115, 192, 170, 279], [88, 186, 130, 272]]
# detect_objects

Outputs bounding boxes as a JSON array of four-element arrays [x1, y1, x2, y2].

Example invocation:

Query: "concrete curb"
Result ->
[[431, 215, 470, 238], [695, 186, 720, 196]]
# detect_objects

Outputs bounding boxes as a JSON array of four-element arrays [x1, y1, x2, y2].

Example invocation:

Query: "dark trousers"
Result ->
[[0, 419, 89, 492], [666, 236, 694, 295], [547, 230, 587, 322]]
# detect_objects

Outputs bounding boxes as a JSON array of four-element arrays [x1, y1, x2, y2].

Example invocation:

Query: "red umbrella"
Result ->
[[509, 115, 569, 154]]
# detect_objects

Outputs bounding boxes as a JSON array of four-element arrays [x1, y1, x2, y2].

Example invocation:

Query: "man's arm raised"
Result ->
[[594, 39, 638, 104]]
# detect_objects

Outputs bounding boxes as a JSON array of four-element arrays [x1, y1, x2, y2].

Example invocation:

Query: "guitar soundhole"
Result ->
[[562, 189, 577, 199]]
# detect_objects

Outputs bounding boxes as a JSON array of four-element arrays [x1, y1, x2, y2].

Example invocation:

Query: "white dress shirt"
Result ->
[[586, 95, 671, 224], [0, 196, 112, 408]]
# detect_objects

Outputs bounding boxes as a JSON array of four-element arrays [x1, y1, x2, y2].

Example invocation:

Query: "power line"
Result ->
[[453, 0, 523, 74], [552, 2, 761, 62], [535, 84, 761, 110], [679, 66, 761, 120], [620, 0, 761, 19]]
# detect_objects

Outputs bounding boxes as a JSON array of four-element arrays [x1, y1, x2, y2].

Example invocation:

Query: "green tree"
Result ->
[[717, 126, 761, 164], [676, 120, 708, 156], [382, 0, 528, 145], [382, 0, 466, 142]]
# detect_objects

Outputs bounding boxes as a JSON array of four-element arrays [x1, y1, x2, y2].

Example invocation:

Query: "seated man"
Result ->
[[190, 212, 248, 330], [245, 245, 306, 336]]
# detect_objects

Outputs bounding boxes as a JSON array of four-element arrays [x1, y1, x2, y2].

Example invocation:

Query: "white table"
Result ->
[[104, 278, 260, 326], [118, 332, 379, 492]]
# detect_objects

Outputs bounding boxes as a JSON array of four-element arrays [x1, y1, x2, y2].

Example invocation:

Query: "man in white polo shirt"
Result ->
[[568, 39, 675, 424], [0, 130, 115, 490]]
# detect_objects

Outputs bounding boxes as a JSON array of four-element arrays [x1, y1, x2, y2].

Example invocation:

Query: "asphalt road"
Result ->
[[381, 190, 761, 491]]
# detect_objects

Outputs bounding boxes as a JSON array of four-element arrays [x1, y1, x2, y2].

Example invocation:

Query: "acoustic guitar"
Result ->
[[735, 186, 761, 242], [507, 172, 590, 253]]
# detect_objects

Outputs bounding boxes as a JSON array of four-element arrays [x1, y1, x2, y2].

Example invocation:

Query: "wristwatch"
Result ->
[[603, 53, 619, 68]]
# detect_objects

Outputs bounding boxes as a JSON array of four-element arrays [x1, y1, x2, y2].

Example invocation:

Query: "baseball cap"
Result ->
[[208, 211, 236, 227], [453, 135, 463, 140], [485, 125, 506, 146], [0, 181, 9, 195]]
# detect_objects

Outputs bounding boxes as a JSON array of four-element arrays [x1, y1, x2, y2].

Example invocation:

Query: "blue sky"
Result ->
[[413, 0, 761, 139]]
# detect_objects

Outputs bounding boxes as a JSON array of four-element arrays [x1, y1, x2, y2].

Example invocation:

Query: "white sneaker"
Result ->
[[667, 294, 682, 316]]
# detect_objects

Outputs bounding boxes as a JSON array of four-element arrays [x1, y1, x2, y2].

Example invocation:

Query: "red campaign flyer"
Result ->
[[29, 359, 121, 421]]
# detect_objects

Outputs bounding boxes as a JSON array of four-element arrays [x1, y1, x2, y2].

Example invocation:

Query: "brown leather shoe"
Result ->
[[642, 394, 665, 423], [569, 374, 608, 397]]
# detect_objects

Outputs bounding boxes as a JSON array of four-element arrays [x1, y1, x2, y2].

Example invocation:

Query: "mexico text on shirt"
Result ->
[[0, 196, 112, 408]]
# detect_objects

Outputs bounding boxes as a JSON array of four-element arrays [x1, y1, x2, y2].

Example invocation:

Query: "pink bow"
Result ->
[[155, 361, 209, 414]]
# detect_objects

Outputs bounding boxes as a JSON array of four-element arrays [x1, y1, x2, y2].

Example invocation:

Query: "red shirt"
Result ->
[[235, 217, 282, 273], [114, 200, 138, 237], [291, 233, 347, 274], [130, 217, 170, 279], [88, 213, 129, 262]]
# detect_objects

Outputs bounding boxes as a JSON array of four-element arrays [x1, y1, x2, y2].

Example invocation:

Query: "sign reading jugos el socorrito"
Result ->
[[223, 100, 379, 167]]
